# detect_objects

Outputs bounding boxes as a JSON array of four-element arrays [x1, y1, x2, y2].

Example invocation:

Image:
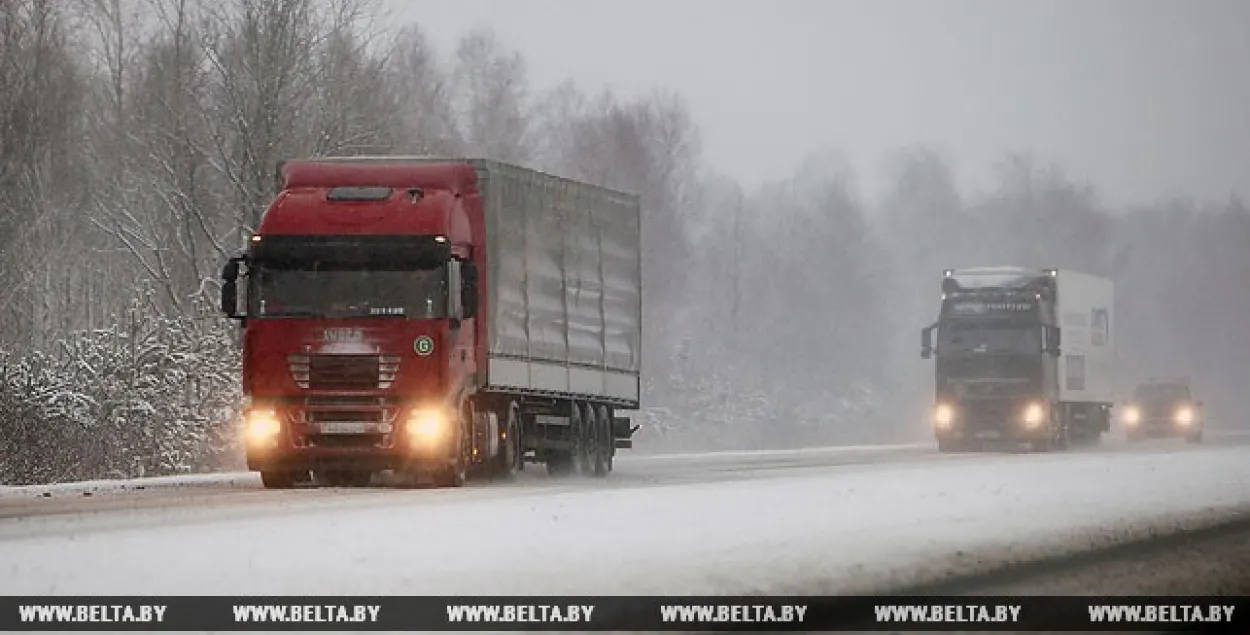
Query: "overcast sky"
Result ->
[[388, 0, 1250, 207]]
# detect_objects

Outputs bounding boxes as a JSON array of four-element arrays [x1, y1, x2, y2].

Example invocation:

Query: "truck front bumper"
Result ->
[[933, 400, 1051, 444], [246, 446, 457, 473], [242, 400, 461, 473]]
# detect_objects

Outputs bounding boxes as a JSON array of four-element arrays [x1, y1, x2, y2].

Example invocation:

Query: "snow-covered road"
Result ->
[[3, 437, 1250, 596]]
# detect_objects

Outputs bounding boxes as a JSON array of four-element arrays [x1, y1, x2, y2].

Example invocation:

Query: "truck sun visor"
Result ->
[[250, 235, 450, 268], [325, 186, 394, 201]]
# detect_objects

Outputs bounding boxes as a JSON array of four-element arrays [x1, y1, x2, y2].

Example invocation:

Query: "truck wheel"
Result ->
[[1051, 424, 1070, 452], [491, 403, 522, 480], [433, 450, 468, 487], [936, 438, 960, 453], [433, 411, 471, 488], [434, 463, 466, 487], [260, 471, 298, 489]]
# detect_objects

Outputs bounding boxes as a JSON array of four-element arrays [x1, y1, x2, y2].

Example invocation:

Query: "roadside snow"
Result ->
[[4, 445, 1250, 595], [0, 472, 255, 499], [0, 443, 933, 499], [631, 442, 930, 461]]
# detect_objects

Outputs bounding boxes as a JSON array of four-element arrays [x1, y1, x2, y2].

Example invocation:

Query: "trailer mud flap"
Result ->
[[613, 416, 638, 449]]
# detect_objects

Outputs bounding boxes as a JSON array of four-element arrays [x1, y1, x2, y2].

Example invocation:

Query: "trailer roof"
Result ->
[[276, 156, 638, 200]]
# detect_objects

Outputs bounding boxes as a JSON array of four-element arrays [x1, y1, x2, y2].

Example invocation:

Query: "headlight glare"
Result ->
[[407, 408, 447, 445], [933, 403, 954, 428], [1122, 406, 1140, 425], [244, 409, 281, 444], [1022, 402, 1044, 427], [1175, 407, 1194, 425]]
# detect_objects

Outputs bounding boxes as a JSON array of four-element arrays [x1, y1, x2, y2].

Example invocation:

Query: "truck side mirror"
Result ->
[[1044, 325, 1061, 356], [920, 325, 934, 360], [461, 261, 479, 318], [220, 258, 244, 320], [221, 281, 237, 317]]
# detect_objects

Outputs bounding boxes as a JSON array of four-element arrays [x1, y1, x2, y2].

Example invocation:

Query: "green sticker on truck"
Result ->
[[414, 335, 434, 356]]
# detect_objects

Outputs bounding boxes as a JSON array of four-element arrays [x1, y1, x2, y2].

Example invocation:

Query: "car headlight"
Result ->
[[407, 408, 448, 445], [244, 409, 282, 445], [1175, 407, 1194, 426], [1022, 402, 1044, 427], [933, 403, 954, 428], [1122, 406, 1140, 425]]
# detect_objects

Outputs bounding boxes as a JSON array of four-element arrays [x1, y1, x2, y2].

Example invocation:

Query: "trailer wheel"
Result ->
[[545, 402, 579, 477], [586, 406, 608, 477], [573, 402, 594, 475], [593, 404, 613, 476], [260, 471, 298, 489]]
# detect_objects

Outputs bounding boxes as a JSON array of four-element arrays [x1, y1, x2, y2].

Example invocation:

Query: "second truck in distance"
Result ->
[[921, 267, 1116, 452], [220, 157, 642, 488]]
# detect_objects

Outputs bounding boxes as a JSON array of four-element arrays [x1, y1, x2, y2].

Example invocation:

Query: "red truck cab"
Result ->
[[221, 161, 488, 488]]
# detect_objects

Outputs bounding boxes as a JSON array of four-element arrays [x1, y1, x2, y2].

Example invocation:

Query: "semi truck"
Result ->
[[920, 267, 1115, 452], [219, 157, 642, 488]]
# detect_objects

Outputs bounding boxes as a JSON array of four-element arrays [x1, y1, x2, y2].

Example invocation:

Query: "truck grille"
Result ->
[[959, 400, 1018, 430], [302, 397, 397, 424], [295, 396, 398, 439], [308, 409, 384, 424], [287, 355, 401, 390]]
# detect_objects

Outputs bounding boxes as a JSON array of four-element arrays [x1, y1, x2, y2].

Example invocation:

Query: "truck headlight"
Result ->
[[1022, 402, 1044, 427], [407, 408, 448, 445], [1122, 406, 1140, 425], [933, 403, 954, 428], [244, 409, 282, 445], [1175, 407, 1194, 426]]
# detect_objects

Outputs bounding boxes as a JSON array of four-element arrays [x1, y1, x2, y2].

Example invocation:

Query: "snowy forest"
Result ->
[[2, 0, 1249, 484]]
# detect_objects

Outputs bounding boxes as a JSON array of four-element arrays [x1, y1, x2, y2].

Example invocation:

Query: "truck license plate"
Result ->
[[317, 421, 371, 435]]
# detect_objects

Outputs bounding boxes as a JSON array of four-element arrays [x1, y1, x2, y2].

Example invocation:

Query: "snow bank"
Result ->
[[0, 471, 255, 499], [4, 445, 1250, 596], [0, 443, 932, 499], [623, 442, 930, 461]]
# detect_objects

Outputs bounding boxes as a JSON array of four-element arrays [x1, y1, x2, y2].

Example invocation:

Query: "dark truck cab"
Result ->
[[1122, 379, 1204, 443], [921, 267, 1115, 452]]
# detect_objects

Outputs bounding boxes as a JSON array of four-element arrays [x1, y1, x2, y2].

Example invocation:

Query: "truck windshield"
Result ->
[[249, 265, 447, 319], [938, 321, 1039, 355], [1133, 384, 1190, 404]]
